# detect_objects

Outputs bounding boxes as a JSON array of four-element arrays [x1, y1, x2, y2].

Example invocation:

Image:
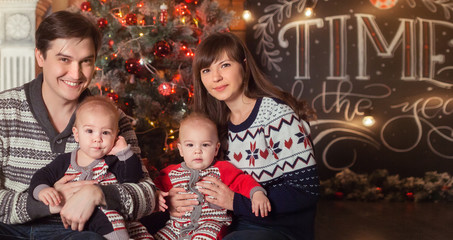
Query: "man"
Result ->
[[0, 11, 156, 239]]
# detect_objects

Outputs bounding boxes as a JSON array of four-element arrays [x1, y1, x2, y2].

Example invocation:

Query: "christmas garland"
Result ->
[[320, 168, 453, 202]]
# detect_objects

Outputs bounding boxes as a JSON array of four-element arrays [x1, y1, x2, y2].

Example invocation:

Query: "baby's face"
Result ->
[[73, 106, 117, 160], [177, 118, 220, 170]]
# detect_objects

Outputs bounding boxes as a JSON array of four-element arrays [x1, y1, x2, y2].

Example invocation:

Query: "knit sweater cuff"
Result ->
[[33, 184, 51, 201], [249, 186, 267, 200], [26, 194, 51, 220], [115, 145, 133, 161], [100, 184, 121, 211]]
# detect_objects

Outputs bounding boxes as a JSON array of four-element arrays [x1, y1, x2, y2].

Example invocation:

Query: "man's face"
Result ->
[[36, 38, 96, 103]]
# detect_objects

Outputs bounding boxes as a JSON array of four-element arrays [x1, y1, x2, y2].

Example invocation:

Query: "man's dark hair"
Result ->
[[35, 11, 102, 59]]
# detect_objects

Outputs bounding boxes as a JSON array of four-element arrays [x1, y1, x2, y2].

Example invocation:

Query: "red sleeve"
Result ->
[[214, 161, 261, 198], [153, 164, 180, 192]]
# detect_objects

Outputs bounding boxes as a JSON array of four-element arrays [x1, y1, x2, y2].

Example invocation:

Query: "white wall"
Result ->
[[0, 0, 38, 92]]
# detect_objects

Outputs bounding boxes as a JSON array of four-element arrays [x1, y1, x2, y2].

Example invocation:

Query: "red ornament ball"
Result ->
[[185, 0, 194, 3], [153, 40, 172, 58], [108, 39, 114, 48], [158, 82, 172, 96], [107, 92, 119, 102], [125, 13, 137, 25], [97, 18, 108, 29], [179, 43, 193, 57], [80, 1, 91, 11], [405, 192, 414, 201], [125, 58, 141, 74], [334, 192, 344, 200], [369, 0, 398, 9]]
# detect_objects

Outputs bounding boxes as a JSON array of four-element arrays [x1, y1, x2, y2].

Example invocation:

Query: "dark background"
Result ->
[[245, 0, 453, 179]]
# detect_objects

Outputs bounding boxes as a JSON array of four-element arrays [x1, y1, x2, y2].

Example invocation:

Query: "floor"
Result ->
[[315, 200, 453, 240]]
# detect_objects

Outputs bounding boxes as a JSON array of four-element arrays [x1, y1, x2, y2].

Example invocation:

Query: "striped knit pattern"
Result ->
[[154, 165, 231, 240], [67, 160, 128, 233], [128, 221, 156, 240], [66, 162, 117, 183], [227, 97, 318, 189], [0, 86, 78, 224], [0, 85, 157, 228], [65, 160, 153, 239]]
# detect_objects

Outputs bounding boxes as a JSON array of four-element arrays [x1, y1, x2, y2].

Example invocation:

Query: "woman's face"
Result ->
[[199, 51, 245, 104]]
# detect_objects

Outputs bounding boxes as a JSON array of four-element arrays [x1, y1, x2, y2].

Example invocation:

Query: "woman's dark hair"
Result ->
[[35, 11, 102, 59], [192, 32, 316, 153]]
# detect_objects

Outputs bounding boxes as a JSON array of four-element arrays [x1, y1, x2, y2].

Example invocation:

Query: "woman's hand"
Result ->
[[59, 184, 105, 231], [167, 187, 198, 217], [196, 176, 234, 211]]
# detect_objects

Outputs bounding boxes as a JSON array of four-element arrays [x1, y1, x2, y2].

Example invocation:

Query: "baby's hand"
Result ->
[[108, 136, 128, 155], [38, 187, 62, 206], [251, 191, 271, 217], [158, 190, 169, 212]]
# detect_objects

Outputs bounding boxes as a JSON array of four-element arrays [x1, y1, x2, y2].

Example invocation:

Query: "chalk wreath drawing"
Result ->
[[252, 0, 314, 72]]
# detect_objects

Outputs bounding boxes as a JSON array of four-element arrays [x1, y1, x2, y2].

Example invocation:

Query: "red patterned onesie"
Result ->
[[29, 147, 153, 240], [154, 160, 265, 240]]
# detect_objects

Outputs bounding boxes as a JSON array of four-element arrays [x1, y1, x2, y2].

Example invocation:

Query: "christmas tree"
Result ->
[[77, 0, 233, 172]]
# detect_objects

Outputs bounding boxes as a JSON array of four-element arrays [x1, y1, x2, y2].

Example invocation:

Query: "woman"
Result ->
[[169, 32, 319, 240]]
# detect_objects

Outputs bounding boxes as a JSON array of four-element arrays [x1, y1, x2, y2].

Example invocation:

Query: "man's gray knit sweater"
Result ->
[[0, 74, 156, 224]]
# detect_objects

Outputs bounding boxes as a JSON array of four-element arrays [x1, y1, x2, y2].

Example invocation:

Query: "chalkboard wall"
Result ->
[[245, 0, 453, 179]]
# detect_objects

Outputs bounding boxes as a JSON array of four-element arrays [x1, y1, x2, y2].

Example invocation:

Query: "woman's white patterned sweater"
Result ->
[[226, 97, 319, 240]]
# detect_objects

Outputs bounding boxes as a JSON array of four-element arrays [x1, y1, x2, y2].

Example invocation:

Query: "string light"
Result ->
[[304, 0, 318, 17], [242, 1, 252, 21], [242, 10, 252, 21], [362, 108, 375, 127], [304, 7, 313, 17], [362, 115, 376, 127]]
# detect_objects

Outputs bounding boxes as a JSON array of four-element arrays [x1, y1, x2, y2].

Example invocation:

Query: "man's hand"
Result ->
[[157, 190, 169, 212], [167, 187, 198, 217], [54, 174, 98, 201], [59, 184, 106, 231]]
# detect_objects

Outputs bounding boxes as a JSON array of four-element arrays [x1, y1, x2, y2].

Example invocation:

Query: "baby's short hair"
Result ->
[[75, 96, 120, 129], [180, 112, 217, 132]]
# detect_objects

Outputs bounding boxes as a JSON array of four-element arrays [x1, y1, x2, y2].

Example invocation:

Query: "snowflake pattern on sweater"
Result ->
[[227, 97, 316, 183], [226, 97, 319, 240]]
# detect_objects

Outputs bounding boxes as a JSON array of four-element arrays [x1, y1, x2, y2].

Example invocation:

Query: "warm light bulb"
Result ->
[[304, 7, 313, 17], [362, 116, 376, 127], [242, 10, 252, 21]]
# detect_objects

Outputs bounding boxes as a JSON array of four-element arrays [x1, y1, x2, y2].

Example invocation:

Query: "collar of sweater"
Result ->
[[24, 73, 91, 153]]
